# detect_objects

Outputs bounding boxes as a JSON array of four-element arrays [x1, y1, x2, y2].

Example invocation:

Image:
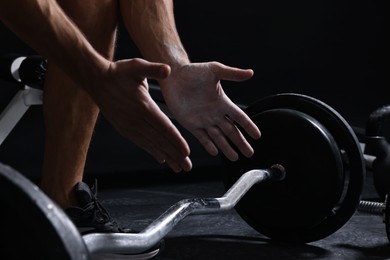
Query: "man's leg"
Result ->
[[40, 0, 118, 209]]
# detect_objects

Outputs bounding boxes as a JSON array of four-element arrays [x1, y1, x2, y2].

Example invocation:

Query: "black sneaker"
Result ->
[[65, 179, 162, 259]]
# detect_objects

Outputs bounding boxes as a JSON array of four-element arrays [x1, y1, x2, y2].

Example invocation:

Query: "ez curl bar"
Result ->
[[0, 162, 285, 258], [0, 90, 365, 258], [0, 53, 388, 259]]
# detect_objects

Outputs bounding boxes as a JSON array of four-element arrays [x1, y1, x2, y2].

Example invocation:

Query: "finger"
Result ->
[[227, 106, 261, 140], [165, 158, 183, 173], [144, 100, 191, 158], [137, 127, 189, 173], [127, 58, 171, 80], [211, 62, 254, 82], [127, 129, 168, 164], [207, 126, 239, 161], [191, 129, 219, 157], [155, 144, 192, 173], [164, 155, 192, 173], [123, 98, 190, 170], [219, 116, 254, 158], [180, 157, 192, 172], [146, 120, 189, 164]]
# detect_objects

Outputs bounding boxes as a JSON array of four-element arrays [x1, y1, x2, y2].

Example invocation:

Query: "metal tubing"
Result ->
[[0, 90, 29, 145], [0, 87, 43, 146], [83, 165, 286, 255]]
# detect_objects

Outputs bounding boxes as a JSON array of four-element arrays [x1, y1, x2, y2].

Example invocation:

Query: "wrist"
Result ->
[[75, 51, 111, 95]]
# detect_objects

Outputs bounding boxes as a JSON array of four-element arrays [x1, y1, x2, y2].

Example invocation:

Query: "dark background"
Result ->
[[0, 0, 386, 181]]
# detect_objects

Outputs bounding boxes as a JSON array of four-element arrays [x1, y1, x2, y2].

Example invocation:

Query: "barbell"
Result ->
[[0, 89, 368, 259]]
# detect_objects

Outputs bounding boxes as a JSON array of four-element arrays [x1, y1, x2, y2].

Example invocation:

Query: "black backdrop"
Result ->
[[0, 0, 386, 180]]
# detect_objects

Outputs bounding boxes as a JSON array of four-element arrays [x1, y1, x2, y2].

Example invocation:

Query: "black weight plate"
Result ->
[[224, 108, 344, 241], [223, 93, 365, 243], [0, 162, 90, 260]]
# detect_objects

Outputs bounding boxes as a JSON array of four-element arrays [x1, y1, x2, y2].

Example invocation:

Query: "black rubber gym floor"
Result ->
[[91, 167, 390, 260]]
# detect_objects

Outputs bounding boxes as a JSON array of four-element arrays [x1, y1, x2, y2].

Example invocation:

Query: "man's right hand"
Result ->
[[92, 58, 192, 173]]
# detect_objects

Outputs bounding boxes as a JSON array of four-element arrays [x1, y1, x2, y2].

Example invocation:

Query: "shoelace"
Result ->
[[80, 179, 131, 233], [83, 179, 112, 224]]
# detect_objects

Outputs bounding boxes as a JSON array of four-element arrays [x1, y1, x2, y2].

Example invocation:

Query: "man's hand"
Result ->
[[159, 61, 261, 161], [92, 58, 192, 173]]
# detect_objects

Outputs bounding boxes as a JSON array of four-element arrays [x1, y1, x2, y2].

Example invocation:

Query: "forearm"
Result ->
[[0, 0, 109, 92], [120, 0, 189, 70]]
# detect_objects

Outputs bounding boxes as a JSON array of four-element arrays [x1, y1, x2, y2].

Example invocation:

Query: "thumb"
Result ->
[[128, 58, 171, 80], [213, 62, 254, 82]]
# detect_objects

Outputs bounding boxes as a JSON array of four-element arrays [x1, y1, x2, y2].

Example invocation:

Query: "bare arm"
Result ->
[[120, 0, 261, 161], [0, 0, 109, 92], [119, 0, 189, 69], [0, 0, 192, 172]]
